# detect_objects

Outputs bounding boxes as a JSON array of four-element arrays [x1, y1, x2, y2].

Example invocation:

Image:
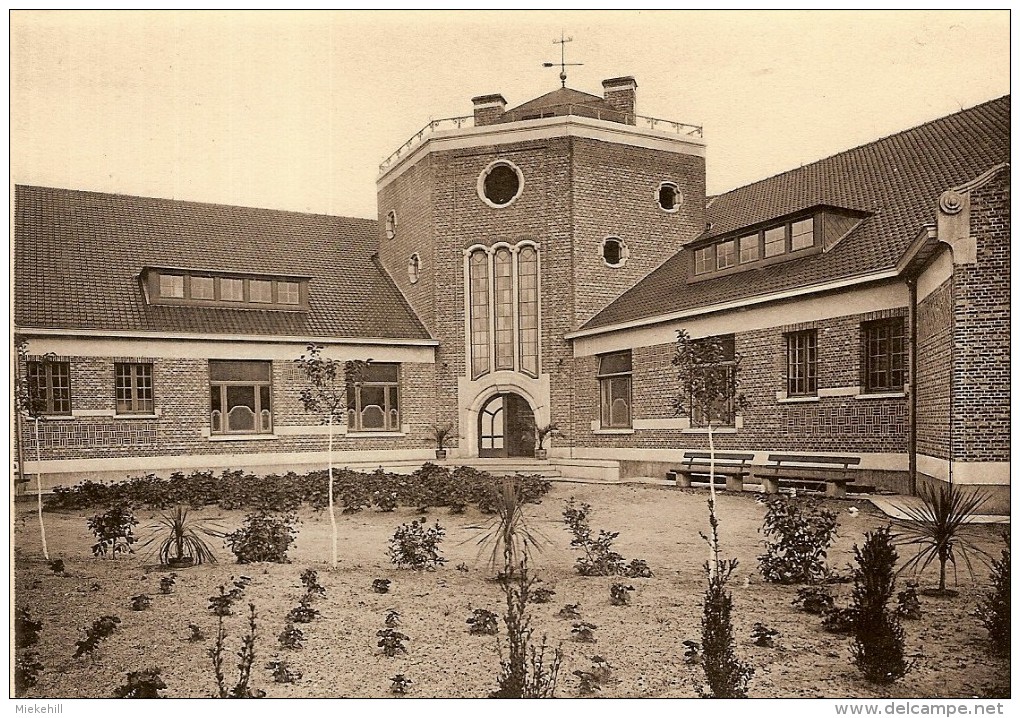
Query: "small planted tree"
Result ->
[[890, 482, 990, 595], [849, 527, 909, 683], [673, 329, 752, 697], [976, 530, 1010, 657], [295, 344, 367, 569], [14, 339, 51, 560]]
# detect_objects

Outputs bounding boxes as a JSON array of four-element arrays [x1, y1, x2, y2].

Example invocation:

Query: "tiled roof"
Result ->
[[581, 95, 1010, 332], [500, 87, 610, 122], [14, 186, 432, 341]]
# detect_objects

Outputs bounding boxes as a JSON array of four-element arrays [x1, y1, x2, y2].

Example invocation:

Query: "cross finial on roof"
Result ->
[[542, 31, 583, 88]]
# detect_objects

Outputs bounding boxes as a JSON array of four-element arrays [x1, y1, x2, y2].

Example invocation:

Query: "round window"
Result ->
[[601, 237, 628, 268], [657, 182, 682, 212], [478, 160, 524, 208], [407, 253, 421, 284]]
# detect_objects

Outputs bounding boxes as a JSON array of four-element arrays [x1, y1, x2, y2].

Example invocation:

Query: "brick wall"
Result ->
[[915, 276, 953, 459], [572, 307, 910, 455], [951, 170, 1010, 462], [20, 354, 437, 464]]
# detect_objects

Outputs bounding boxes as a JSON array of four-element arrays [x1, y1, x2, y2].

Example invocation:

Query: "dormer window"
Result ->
[[690, 212, 826, 281], [144, 268, 309, 310]]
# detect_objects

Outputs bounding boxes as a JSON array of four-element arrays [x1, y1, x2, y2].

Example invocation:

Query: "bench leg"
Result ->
[[761, 476, 779, 495], [826, 482, 847, 499], [676, 472, 693, 489], [725, 475, 743, 492]]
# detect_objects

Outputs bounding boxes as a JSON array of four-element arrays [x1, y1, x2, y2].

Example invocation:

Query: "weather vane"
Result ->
[[543, 31, 583, 88]]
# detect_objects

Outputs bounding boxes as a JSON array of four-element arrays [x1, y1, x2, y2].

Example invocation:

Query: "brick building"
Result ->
[[13, 80, 1010, 511]]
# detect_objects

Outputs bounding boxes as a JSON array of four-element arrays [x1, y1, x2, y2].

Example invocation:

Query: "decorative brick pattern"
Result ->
[[916, 276, 953, 460]]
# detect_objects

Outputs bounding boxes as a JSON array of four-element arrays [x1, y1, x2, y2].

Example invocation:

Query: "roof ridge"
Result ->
[[712, 94, 1010, 199], [14, 184, 378, 224]]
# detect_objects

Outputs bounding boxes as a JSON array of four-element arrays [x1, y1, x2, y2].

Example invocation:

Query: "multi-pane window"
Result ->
[[191, 276, 215, 300], [739, 234, 759, 263], [115, 363, 154, 414], [716, 240, 737, 269], [278, 282, 300, 305], [764, 226, 786, 258], [469, 251, 491, 379], [466, 243, 541, 379], [690, 335, 737, 427], [209, 360, 272, 435], [221, 278, 244, 302], [249, 280, 273, 303], [518, 246, 539, 377], [790, 218, 815, 251], [785, 330, 817, 397], [597, 351, 632, 428], [863, 318, 907, 393], [346, 363, 400, 432], [159, 274, 185, 298], [694, 246, 713, 275], [493, 248, 514, 371], [26, 361, 71, 416]]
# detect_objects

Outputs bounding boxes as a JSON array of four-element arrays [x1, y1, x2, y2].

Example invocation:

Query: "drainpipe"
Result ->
[[907, 276, 918, 496]]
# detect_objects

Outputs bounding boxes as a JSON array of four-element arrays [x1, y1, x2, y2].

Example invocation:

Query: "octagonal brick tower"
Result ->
[[375, 77, 706, 459]]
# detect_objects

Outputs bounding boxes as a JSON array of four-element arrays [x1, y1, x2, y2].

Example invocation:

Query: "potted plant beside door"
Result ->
[[431, 422, 456, 461], [534, 424, 562, 461]]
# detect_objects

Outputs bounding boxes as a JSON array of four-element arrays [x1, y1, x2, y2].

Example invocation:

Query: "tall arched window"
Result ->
[[518, 246, 539, 377], [493, 248, 514, 371], [466, 242, 541, 379], [469, 250, 490, 380]]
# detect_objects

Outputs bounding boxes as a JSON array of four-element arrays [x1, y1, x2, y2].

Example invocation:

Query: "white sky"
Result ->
[[10, 10, 1010, 220]]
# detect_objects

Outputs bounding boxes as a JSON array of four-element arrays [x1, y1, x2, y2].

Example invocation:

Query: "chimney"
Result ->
[[602, 77, 637, 125], [471, 94, 507, 126]]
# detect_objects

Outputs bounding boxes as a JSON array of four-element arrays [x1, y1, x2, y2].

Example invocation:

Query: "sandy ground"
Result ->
[[13, 483, 1010, 698]]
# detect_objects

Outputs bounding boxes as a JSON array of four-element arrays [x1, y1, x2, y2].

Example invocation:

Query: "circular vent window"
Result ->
[[478, 160, 524, 208]]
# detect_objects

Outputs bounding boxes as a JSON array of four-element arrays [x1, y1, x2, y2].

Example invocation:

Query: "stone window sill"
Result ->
[[593, 428, 635, 435], [854, 391, 906, 400], [344, 431, 407, 439], [681, 427, 739, 435], [208, 434, 279, 442], [112, 414, 160, 420], [777, 396, 819, 404]]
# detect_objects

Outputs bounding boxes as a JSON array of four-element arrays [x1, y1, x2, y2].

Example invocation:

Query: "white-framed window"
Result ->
[[465, 241, 541, 379], [249, 279, 273, 303], [385, 210, 397, 240], [220, 278, 245, 302], [115, 362, 154, 414], [597, 351, 632, 428], [656, 181, 682, 212], [791, 217, 815, 251], [407, 253, 421, 284], [477, 160, 524, 208], [601, 237, 629, 268], [346, 363, 401, 432], [159, 274, 185, 298], [739, 234, 759, 263], [694, 246, 714, 275], [209, 360, 272, 435], [716, 239, 737, 270], [277, 281, 300, 305]]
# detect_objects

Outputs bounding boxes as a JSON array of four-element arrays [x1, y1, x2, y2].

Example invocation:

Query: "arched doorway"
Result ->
[[478, 392, 536, 458]]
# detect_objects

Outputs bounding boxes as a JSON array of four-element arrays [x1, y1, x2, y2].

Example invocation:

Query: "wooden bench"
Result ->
[[760, 454, 862, 498], [668, 452, 756, 492]]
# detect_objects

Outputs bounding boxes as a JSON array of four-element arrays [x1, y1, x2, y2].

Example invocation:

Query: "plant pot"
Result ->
[[535, 448, 548, 460], [435, 449, 447, 461], [168, 556, 195, 569]]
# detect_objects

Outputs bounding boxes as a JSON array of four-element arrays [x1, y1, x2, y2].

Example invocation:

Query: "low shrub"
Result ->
[[976, 530, 1010, 656], [624, 559, 654, 578], [390, 674, 412, 696], [571, 622, 597, 643], [130, 594, 152, 611], [159, 574, 177, 595], [286, 598, 320, 624], [700, 559, 754, 698], [751, 622, 779, 648], [822, 606, 856, 634], [113, 668, 166, 698], [682, 639, 702, 666], [372, 578, 391, 594], [226, 512, 296, 564], [15, 608, 42, 649], [556, 604, 581, 620], [530, 586, 555, 604], [573, 655, 612, 696], [384, 610, 401, 628], [609, 583, 634, 606], [188, 623, 206, 642], [278, 623, 304, 650], [758, 496, 838, 584], [467, 608, 500, 635], [377, 628, 409, 657], [896, 583, 922, 620], [388, 518, 446, 570], [266, 658, 302, 684], [15, 652, 43, 694], [74, 615, 121, 658], [850, 527, 909, 684], [793, 586, 834, 614], [88, 505, 138, 558], [300, 569, 325, 599], [49, 559, 65, 574], [208, 584, 245, 617], [562, 500, 627, 576]]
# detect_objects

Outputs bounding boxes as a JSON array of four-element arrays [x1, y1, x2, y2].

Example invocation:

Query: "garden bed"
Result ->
[[13, 482, 1009, 698]]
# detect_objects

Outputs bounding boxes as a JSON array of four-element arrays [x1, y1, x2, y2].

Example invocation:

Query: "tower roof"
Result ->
[[499, 87, 616, 123]]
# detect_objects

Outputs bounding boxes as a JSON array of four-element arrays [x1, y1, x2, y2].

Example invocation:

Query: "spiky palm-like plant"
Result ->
[[890, 483, 990, 593], [473, 476, 550, 573], [141, 505, 225, 566]]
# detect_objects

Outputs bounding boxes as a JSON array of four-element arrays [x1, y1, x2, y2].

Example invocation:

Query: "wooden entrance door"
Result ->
[[478, 393, 535, 458]]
